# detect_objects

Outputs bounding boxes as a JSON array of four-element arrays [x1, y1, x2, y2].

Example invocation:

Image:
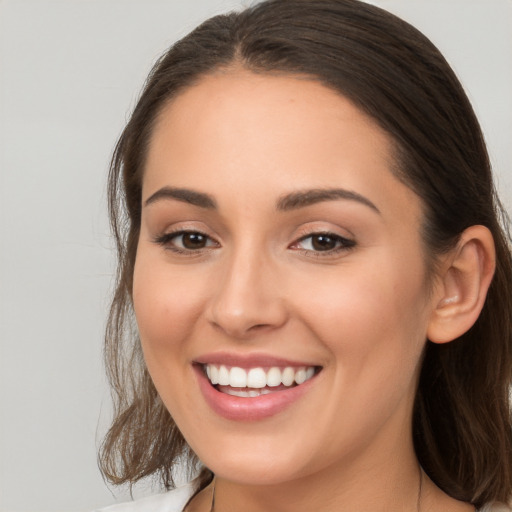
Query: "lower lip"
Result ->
[[194, 365, 317, 421]]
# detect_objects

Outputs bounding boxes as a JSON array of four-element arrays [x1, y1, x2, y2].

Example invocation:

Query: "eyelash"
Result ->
[[153, 230, 356, 257], [153, 230, 218, 255], [291, 231, 356, 257]]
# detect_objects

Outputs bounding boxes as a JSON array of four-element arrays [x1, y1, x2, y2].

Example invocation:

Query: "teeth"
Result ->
[[266, 367, 282, 387], [209, 365, 219, 385], [295, 368, 307, 385], [224, 388, 273, 397], [204, 364, 317, 390], [247, 368, 267, 388], [229, 367, 247, 387], [218, 365, 230, 386], [282, 367, 295, 386]]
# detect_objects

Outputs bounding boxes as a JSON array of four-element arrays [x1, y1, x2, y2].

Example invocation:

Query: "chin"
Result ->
[[187, 429, 326, 486], [204, 456, 307, 486]]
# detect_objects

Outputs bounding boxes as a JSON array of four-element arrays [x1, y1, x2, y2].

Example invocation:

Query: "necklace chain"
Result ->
[[209, 468, 423, 512]]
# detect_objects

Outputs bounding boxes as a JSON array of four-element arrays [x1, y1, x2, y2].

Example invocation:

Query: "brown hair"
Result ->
[[99, 0, 512, 506]]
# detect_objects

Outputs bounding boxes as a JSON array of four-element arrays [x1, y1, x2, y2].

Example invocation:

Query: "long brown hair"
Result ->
[[99, 0, 512, 506]]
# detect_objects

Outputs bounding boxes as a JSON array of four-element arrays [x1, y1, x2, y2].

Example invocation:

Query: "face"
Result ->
[[133, 71, 436, 485]]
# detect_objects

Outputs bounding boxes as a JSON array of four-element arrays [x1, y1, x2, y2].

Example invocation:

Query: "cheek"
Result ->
[[293, 256, 429, 452], [132, 254, 211, 425], [132, 254, 207, 358], [296, 252, 429, 381]]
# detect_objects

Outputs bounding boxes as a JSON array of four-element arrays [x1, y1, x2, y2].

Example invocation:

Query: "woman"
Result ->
[[97, 0, 512, 510]]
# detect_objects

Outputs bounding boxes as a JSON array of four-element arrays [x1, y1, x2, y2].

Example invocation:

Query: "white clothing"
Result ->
[[95, 482, 510, 512], [94, 482, 194, 512]]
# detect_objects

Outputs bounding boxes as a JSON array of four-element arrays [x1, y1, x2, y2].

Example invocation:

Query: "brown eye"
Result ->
[[311, 234, 338, 251], [154, 230, 218, 253], [292, 232, 356, 254], [181, 232, 208, 249]]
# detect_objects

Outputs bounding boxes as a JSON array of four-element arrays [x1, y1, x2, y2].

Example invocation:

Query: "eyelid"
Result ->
[[151, 223, 355, 258], [289, 230, 356, 256], [153, 228, 220, 254]]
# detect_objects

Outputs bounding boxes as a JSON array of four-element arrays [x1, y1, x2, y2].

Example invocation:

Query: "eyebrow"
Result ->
[[144, 187, 217, 209], [276, 188, 380, 214], [144, 186, 379, 214]]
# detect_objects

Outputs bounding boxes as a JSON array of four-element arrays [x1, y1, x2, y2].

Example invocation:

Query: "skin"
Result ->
[[133, 70, 477, 511]]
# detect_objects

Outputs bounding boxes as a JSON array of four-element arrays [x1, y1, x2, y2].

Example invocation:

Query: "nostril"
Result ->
[[249, 323, 271, 331]]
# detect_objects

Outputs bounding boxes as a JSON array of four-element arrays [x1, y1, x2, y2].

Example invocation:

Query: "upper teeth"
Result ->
[[205, 364, 316, 388]]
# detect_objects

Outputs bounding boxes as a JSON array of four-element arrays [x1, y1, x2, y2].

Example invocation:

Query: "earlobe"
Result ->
[[427, 225, 496, 344]]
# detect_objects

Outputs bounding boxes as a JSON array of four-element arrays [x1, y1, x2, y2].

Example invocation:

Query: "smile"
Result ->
[[204, 364, 316, 396], [194, 358, 321, 421]]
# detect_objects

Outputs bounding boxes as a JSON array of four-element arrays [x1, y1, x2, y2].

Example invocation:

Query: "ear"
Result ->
[[427, 225, 496, 344]]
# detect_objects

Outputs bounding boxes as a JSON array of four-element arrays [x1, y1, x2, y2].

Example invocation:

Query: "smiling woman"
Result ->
[[96, 1, 512, 511]]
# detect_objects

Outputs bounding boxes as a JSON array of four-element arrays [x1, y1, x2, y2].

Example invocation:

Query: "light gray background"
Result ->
[[0, 1, 510, 511]]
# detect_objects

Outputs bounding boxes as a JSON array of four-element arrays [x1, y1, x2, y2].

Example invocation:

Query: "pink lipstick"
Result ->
[[193, 353, 321, 421]]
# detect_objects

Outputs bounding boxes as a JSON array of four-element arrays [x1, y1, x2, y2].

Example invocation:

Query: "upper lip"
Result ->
[[194, 351, 320, 369]]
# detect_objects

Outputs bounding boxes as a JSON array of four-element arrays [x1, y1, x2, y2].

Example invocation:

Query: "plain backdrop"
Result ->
[[0, 1, 510, 511]]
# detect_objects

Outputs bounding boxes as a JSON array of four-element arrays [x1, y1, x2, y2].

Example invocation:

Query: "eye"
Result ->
[[154, 230, 219, 252], [291, 232, 356, 254]]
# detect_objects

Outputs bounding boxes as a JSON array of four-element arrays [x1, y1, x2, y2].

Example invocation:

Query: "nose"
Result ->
[[206, 249, 288, 339]]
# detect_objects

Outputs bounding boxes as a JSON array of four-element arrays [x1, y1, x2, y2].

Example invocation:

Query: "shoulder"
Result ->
[[93, 482, 194, 512]]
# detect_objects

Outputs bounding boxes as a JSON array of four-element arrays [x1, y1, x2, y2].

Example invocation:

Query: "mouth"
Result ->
[[193, 357, 322, 421], [203, 363, 318, 397]]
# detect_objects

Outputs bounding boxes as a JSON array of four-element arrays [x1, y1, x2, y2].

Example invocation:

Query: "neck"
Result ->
[[211, 431, 422, 512]]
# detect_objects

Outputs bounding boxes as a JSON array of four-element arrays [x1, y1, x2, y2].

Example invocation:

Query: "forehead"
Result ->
[[143, 70, 421, 224], [148, 70, 393, 168]]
